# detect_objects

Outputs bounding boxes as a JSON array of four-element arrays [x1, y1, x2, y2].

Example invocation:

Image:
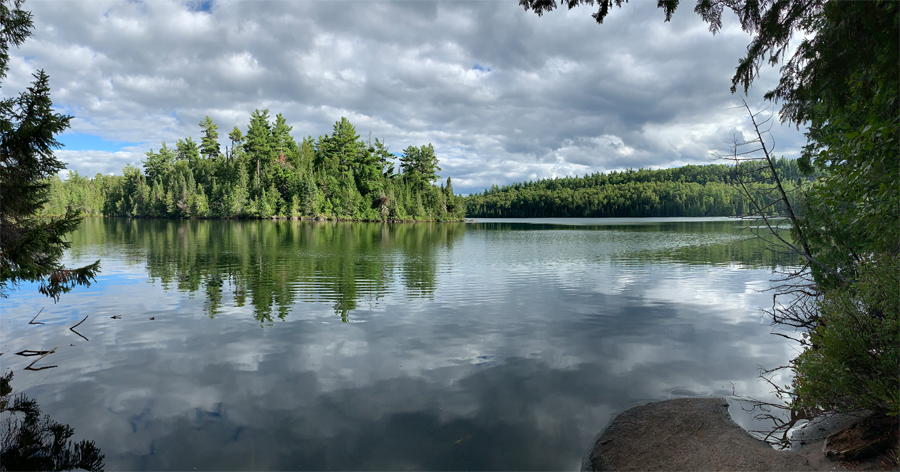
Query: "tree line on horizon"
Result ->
[[463, 160, 811, 218], [41, 114, 464, 222], [47, 156, 811, 221]]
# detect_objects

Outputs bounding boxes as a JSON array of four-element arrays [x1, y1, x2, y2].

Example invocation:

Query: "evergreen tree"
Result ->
[[244, 109, 272, 189], [227, 125, 243, 161], [199, 115, 220, 160], [319, 117, 362, 177], [400, 144, 440, 190], [373, 138, 396, 179], [175, 137, 200, 163], [271, 113, 298, 163], [0, 1, 100, 299], [142, 141, 175, 183], [50, 114, 461, 223], [354, 142, 383, 197], [399, 145, 419, 180], [0, 0, 99, 300]]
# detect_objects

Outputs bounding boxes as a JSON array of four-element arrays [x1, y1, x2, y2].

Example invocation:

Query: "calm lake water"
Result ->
[[1, 217, 800, 470]]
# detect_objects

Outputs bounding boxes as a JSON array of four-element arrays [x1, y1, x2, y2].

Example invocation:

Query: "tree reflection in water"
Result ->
[[0, 372, 104, 471], [70, 219, 466, 322]]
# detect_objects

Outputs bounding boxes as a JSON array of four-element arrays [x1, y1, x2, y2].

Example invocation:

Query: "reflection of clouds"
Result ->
[[5, 282, 794, 469], [0, 221, 803, 469], [642, 268, 765, 320]]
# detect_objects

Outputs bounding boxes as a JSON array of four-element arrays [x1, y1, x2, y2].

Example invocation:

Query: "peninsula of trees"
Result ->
[[43, 114, 464, 222], [464, 160, 810, 218]]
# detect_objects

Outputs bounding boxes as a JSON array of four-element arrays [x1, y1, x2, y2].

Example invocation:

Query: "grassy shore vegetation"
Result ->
[[43, 115, 464, 222], [464, 160, 811, 218]]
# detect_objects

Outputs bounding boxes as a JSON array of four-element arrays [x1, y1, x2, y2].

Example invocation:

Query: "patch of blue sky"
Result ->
[[58, 132, 139, 152], [472, 64, 491, 72], [5, 271, 145, 299], [187, 0, 214, 13], [2, 272, 149, 323]]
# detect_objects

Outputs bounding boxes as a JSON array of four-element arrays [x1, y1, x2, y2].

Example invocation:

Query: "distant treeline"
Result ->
[[43, 113, 464, 221], [464, 160, 811, 218]]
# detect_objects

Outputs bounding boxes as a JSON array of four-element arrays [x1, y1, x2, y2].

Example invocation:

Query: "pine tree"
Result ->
[[227, 126, 243, 161], [175, 137, 200, 163], [399, 145, 419, 181], [244, 109, 272, 190], [271, 113, 298, 164], [199, 115, 220, 160], [373, 138, 396, 179], [320, 117, 362, 177], [400, 144, 441, 191]]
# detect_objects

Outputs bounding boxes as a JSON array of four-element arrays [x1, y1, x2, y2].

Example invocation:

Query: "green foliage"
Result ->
[[0, 0, 99, 300], [794, 2, 900, 291], [400, 144, 441, 190], [47, 116, 461, 222], [465, 160, 809, 218], [141, 141, 174, 183], [175, 136, 200, 163], [199, 115, 220, 160], [792, 256, 900, 417], [783, 2, 898, 421]]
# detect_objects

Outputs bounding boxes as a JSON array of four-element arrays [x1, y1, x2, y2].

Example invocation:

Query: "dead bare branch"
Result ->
[[24, 347, 57, 371], [69, 315, 90, 342], [15, 350, 53, 357]]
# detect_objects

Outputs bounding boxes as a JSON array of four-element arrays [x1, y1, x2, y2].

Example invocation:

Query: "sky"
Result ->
[[5, 0, 807, 195]]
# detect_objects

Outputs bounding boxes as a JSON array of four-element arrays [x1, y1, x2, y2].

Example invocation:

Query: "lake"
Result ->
[[0, 217, 800, 470]]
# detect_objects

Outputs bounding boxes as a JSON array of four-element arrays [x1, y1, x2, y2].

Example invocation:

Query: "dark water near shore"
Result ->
[[1, 217, 799, 470]]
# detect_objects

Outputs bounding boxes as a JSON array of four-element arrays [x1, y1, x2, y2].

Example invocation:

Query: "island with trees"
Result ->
[[42, 115, 464, 222]]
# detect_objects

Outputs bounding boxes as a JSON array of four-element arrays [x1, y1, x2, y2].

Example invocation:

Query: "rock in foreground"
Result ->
[[586, 397, 837, 471]]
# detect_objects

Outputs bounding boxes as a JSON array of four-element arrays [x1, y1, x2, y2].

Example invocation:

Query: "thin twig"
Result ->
[[29, 307, 45, 325], [15, 350, 53, 356], [70, 315, 89, 342], [70, 328, 88, 342], [70, 315, 88, 330], [24, 347, 57, 371]]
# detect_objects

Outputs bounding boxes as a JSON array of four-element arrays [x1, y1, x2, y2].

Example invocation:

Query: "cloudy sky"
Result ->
[[6, 0, 805, 195]]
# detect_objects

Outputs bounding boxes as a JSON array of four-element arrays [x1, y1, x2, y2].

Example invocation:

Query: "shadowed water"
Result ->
[[0, 218, 800, 470]]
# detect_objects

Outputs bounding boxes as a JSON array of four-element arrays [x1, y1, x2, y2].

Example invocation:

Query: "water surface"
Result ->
[[1, 218, 799, 470]]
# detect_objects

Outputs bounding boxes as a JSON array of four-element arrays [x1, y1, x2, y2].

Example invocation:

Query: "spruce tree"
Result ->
[[0, 0, 99, 300]]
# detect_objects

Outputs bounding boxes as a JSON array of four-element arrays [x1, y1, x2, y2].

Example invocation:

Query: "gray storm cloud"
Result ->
[[7, 0, 805, 194]]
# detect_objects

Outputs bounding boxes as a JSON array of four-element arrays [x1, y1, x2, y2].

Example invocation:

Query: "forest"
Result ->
[[464, 159, 810, 218], [41, 113, 465, 222], [48, 137, 812, 221]]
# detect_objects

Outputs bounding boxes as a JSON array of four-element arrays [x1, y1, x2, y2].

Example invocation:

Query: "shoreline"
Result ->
[[61, 215, 467, 223]]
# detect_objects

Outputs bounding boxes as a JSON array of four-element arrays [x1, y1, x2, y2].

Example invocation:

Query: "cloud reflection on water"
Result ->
[[0, 219, 798, 470]]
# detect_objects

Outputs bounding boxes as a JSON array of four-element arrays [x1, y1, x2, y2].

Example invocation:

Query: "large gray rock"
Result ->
[[585, 397, 839, 471]]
